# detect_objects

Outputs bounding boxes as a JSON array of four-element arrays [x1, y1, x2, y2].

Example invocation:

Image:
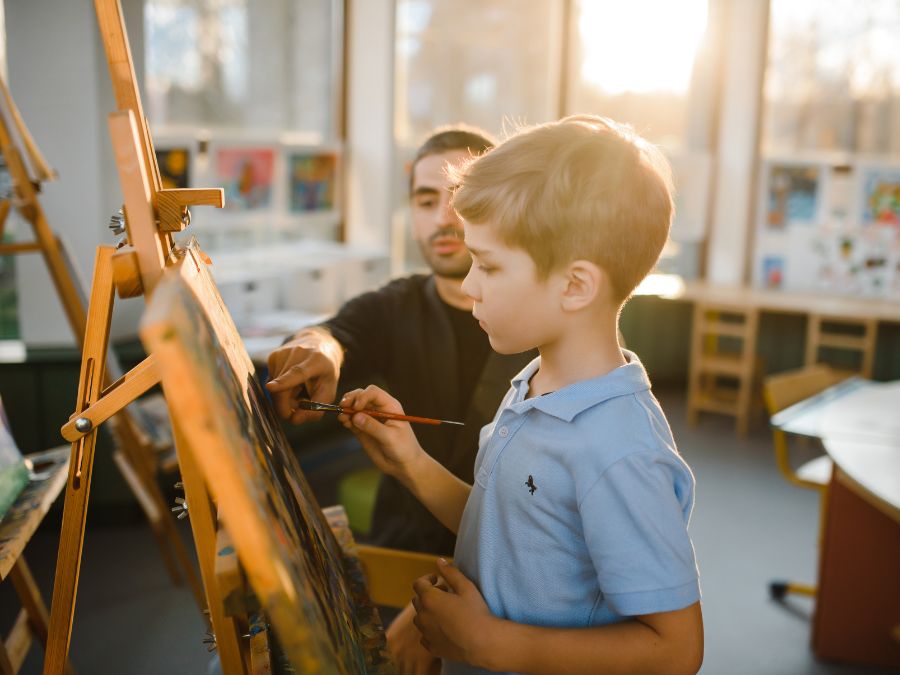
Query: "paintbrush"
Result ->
[[295, 399, 464, 426]]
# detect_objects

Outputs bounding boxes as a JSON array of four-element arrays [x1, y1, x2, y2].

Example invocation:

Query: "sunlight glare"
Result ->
[[578, 0, 708, 95]]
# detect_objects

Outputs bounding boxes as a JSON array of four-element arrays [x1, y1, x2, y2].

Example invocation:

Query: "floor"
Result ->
[[1, 387, 895, 674]]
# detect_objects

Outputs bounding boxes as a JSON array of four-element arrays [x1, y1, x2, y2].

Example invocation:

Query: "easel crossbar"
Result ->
[[60, 355, 160, 442]]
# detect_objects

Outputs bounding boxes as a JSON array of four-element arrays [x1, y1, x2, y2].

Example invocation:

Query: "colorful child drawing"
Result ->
[[289, 153, 337, 213], [766, 165, 820, 229], [762, 256, 784, 289], [861, 169, 900, 227], [156, 148, 190, 190], [216, 148, 274, 211]]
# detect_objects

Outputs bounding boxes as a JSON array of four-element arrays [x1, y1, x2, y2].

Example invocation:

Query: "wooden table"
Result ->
[[642, 276, 900, 324], [0, 446, 71, 673], [771, 379, 900, 669], [636, 275, 900, 434]]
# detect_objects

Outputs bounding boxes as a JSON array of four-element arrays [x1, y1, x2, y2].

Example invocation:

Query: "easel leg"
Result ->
[[9, 557, 76, 675], [172, 423, 247, 675], [43, 247, 116, 675], [110, 449, 183, 584], [10, 555, 50, 645], [0, 639, 15, 675], [112, 417, 205, 608]]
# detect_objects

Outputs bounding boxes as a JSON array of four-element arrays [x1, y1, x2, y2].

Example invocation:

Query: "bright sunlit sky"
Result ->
[[578, 0, 708, 95]]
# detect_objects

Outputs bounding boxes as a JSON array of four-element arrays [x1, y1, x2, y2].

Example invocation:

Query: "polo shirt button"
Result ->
[[498, 426, 509, 438]]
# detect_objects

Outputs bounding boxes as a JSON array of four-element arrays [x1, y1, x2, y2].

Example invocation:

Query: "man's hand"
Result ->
[[386, 602, 440, 675], [337, 386, 425, 481], [411, 559, 497, 668], [265, 328, 343, 423]]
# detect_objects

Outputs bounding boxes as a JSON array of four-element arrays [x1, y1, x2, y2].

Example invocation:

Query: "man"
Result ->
[[266, 127, 535, 556]]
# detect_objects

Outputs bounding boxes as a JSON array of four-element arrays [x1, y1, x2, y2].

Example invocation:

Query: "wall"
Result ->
[[6, 0, 146, 347]]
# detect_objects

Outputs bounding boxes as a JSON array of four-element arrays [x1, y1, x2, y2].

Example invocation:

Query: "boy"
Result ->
[[338, 115, 703, 674]]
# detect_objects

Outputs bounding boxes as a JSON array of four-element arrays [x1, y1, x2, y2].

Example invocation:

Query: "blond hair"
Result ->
[[451, 115, 673, 304]]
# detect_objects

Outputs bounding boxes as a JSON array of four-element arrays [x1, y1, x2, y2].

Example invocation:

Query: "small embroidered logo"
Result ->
[[525, 475, 537, 495]]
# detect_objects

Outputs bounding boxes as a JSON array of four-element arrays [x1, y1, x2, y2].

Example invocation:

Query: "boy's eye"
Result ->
[[414, 197, 436, 208], [477, 264, 496, 274]]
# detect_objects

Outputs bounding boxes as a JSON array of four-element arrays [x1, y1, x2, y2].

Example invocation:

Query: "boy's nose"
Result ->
[[461, 268, 478, 300]]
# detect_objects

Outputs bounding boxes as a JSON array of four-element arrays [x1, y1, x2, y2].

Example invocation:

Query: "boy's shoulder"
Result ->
[[513, 352, 684, 481]]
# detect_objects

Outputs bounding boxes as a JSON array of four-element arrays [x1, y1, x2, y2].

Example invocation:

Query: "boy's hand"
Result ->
[[386, 602, 440, 675], [338, 386, 425, 481], [411, 559, 496, 668]]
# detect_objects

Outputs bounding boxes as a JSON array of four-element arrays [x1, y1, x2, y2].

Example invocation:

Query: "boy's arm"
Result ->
[[414, 561, 703, 675], [339, 386, 471, 533], [482, 603, 703, 675]]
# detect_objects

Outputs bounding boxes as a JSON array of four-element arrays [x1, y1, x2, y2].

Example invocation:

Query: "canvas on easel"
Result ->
[[140, 241, 391, 674]]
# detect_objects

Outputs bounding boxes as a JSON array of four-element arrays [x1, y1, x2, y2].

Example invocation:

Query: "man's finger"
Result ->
[[288, 408, 324, 424], [269, 361, 313, 391], [270, 390, 299, 421]]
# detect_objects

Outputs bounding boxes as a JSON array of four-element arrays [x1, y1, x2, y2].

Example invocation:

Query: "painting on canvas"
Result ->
[[140, 243, 388, 674]]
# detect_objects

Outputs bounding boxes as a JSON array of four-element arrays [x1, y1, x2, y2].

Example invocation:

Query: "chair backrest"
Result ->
[[764, 365, 837, 491], [763, 364, 839, 415]]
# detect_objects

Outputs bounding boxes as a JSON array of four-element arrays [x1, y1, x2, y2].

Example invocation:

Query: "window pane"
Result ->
[[395, 0, 560, 144], [567, 0, 708, 148], [145, 0, 339, 140], [763, 0, 900, 154]]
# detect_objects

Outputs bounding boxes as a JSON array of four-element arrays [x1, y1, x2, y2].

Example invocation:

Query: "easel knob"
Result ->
[[171, 496, 189, 520], [109, 208, 125, 235], [74, 417, 92, 433]]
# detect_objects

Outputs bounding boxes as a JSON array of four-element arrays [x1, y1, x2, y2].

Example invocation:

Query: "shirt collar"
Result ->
[[508, 349, 651, 422]]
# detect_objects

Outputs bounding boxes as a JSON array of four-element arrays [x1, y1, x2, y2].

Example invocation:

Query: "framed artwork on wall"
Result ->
[[288, 151, 338, 214], [759, 160, 828, 231], [854, 161, 900, 228], [214, 146, 276, 211], [155, 146, 191, 190]]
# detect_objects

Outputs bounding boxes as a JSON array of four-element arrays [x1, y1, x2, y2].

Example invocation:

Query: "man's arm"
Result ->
[[339, 386, 471, 533], [266, 283, 396, 423], [413, 561, 703, 675]]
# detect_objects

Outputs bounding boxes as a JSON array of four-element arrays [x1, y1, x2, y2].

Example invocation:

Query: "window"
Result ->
[[395, 0, 561, 145], [763, 0, 900, 155], [566, 0, 709, 148], [145, 0, 341, 140]]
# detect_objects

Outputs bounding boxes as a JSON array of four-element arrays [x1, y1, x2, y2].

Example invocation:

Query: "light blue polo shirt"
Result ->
[[444, 351, 700, 675]]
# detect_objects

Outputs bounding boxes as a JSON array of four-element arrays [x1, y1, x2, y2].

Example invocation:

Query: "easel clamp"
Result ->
[[157, 188, 224, 232], [61, 355, 161, 442]]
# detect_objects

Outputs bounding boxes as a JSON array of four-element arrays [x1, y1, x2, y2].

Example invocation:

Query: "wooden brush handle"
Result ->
[[340, 407, 442, 426]]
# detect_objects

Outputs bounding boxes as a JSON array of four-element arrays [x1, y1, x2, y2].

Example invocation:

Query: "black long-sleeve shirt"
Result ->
[[322, 274, 536, 555]]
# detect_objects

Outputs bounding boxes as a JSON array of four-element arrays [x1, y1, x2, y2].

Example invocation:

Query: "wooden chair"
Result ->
[[687, 303, 761, 436], [762, 364, 840, 600], [805, 314, 877, 378]]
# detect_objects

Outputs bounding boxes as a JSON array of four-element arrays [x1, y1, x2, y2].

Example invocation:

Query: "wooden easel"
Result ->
[[0, 73, 203, 599], [46, 2, 443, 672], [41, 1, 226, 672]]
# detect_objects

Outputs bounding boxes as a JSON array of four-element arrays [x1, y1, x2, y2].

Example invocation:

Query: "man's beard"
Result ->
[[420, 245, 472, 279], [418, 228, 471, 279]]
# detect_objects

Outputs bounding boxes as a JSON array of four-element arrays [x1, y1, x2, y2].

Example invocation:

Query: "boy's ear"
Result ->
[[559, 260, 605, 311]]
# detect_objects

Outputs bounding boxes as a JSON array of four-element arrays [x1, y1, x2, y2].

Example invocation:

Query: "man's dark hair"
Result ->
[[409, 125, 495, 195]]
